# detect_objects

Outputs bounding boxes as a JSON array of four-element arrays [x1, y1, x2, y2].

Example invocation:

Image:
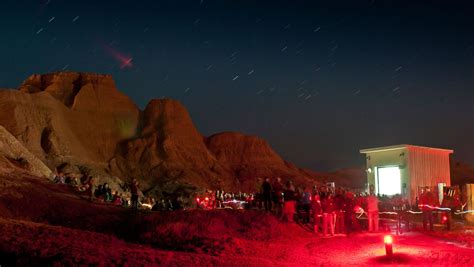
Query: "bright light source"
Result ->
[[377, 167, 401, 196], [196, 198, 200, 202], [442, 215, 448, 222], [205, 197, 209, 201], [384, 235, 393, 256]]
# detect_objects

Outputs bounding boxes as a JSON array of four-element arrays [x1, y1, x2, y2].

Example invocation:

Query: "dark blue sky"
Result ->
[[1, 0, 474, 171]]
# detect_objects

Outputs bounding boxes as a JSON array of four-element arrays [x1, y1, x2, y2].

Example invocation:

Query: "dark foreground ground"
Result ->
[[0, 174, 473, 266]]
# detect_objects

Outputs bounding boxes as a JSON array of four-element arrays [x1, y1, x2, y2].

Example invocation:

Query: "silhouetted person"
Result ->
[[419, 187, 436, 231], [87, 176, 95, 202], [94, 184, 103, 198], [262, 177, 273, 212], [130, 178, 139, 210], [344, 191, 356, 235], [103, 183, 113, 202], [300, 186, 312, 223], [272, 177, 284, 216], [334, 187, 345, 234]]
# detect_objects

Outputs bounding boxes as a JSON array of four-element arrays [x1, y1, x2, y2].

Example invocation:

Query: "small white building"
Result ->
[[360, 144, 453, 203]]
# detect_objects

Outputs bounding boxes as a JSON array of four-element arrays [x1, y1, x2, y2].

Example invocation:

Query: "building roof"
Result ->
[[360, 144, 453, 154]]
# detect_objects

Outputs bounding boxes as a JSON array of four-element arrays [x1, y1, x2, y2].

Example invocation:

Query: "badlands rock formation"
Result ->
[[109, 99, 230, 193], [205, 132, 316, 189], [0, 71, 322, 194], [0, 125, 52, 178]]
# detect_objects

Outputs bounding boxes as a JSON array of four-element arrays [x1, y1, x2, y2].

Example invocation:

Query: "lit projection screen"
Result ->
[[377, 167, 401, 196]]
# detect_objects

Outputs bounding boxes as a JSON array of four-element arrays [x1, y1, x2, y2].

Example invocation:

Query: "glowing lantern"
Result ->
[[196, 198, 200, 202], [384, 235, 393, 256], [442, 215, 448, 223], [205, 197, 209, 201]]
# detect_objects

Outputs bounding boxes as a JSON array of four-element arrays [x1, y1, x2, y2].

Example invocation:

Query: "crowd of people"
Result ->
[[253, 177, 462, 236], [52, 172, 139, 208], [417, 186, 462, 231], [52, 172, 185, 211], [189, 179, 381, 236], [51, 171, 463, 234], [251, 177, 380, 236]]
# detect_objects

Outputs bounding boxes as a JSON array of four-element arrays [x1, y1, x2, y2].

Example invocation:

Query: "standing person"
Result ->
[[300, 186, 312, 223], [311, 191, 322, 234], [442, 189, 461, 231], [344, 191, 356, 235], [419, 187, 436, 231], [104, 183, 113, 202], [334, 187, 346, 234], [272, 177, 284, 216], [367, 184, 379, 232], [261, 177, 273, 212], [282, 181, 296, 222], [312, 185, 319, 197], [87, 176, 96, 202], [131, 178, 139, 210], [321, 186, 335, 236]]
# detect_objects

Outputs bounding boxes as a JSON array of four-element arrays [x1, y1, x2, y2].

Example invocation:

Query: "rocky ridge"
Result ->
[[0, 72, 322, 195]]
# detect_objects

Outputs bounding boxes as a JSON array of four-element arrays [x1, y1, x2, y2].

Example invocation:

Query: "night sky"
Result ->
[[1, 0, 474, 171]]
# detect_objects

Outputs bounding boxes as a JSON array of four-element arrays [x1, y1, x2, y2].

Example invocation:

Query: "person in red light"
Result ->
[[441, 187, 461, 231], [272, 177, 284, 216], [282, 181, 296, 222], [321, 186, 335, 236], [311, 190, 322, 234], [419, 187, 436, 231], [367, 184, 379, 232], [300, 186, 312, 224]]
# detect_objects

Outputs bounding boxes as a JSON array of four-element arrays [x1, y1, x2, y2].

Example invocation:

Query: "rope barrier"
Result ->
[[454, 210, 474, 215], [378, 211, 399, 215], [355, 206, 474, 216], [407, 210, 423, 214]]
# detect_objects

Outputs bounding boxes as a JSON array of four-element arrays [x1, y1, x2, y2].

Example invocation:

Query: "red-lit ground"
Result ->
[[0, 174, 473, 266]]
